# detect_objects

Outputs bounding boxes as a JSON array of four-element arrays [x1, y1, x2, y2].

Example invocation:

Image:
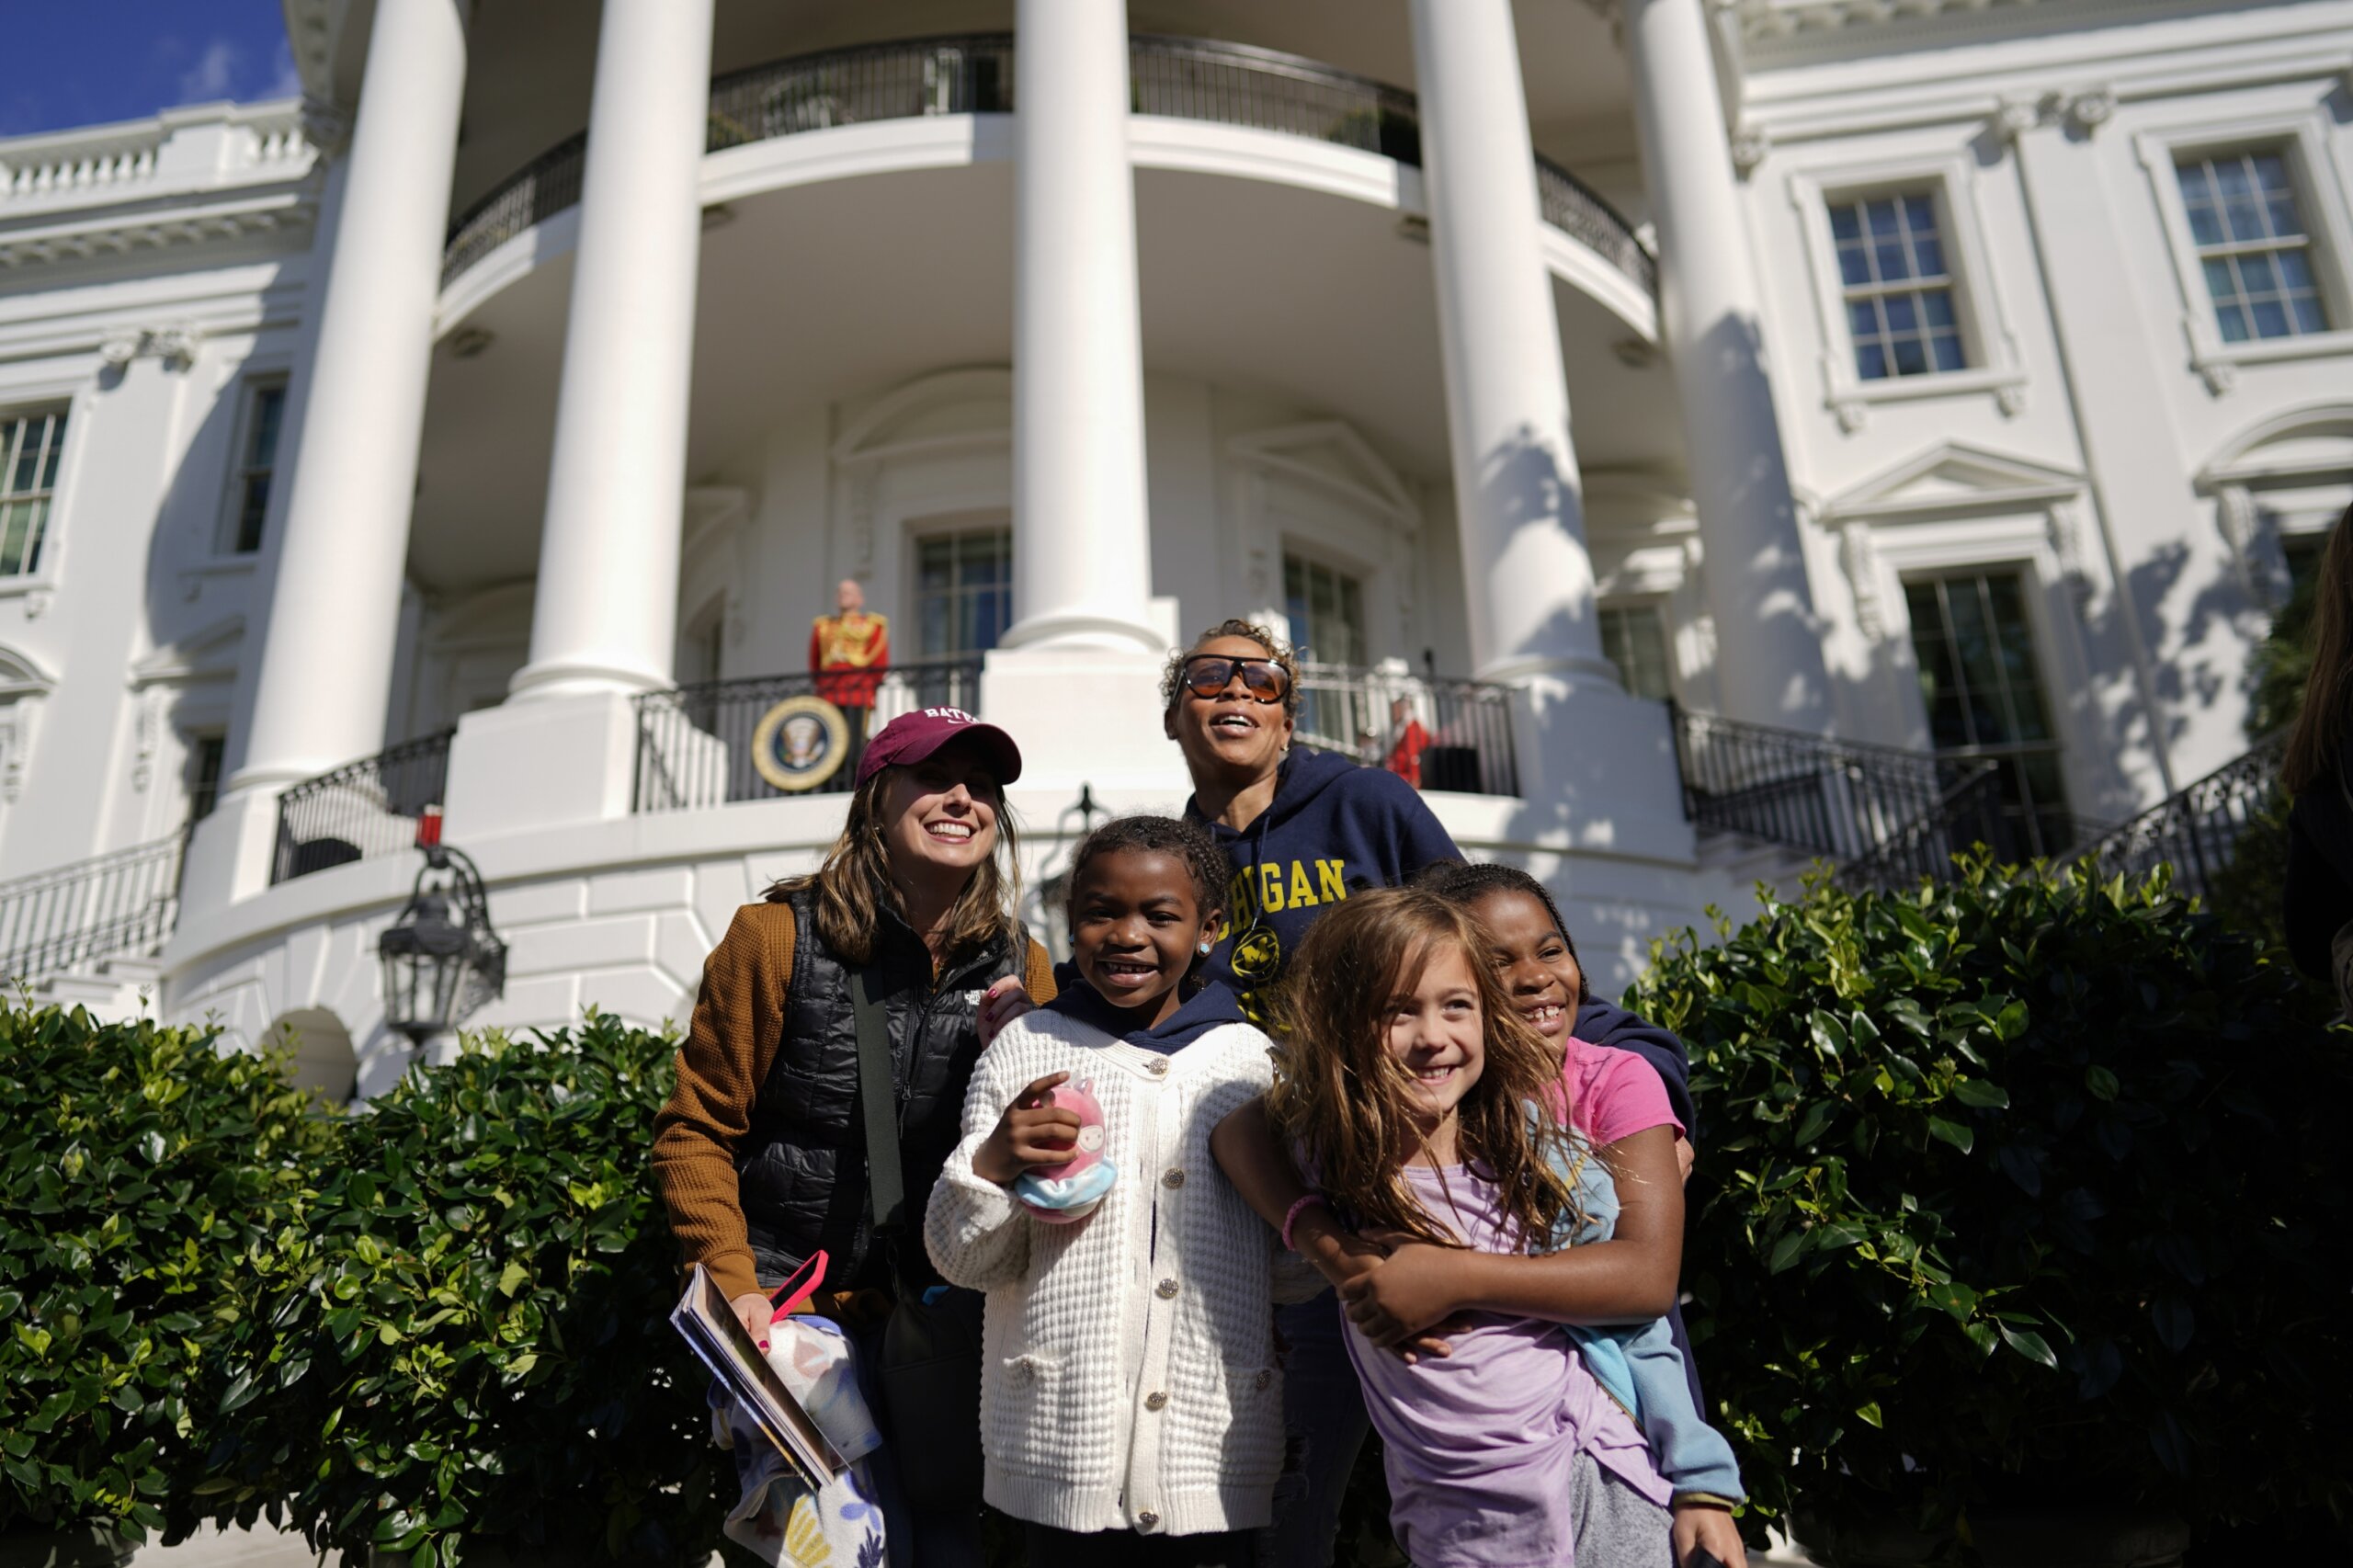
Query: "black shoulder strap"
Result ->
[[851, 966, 904, 1234], [852, 921, 1031, 1237]]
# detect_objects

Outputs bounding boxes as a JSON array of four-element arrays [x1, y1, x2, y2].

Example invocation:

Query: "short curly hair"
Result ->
[[1159, 618, 1302, 719], [1065, 814, 1232, 922]]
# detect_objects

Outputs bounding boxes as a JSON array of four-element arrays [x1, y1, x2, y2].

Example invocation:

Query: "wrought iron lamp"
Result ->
[[378, 806, 506, 1050]]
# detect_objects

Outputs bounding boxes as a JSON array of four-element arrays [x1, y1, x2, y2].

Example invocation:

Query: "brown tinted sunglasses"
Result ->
[[1180, 655, 1290, 704]]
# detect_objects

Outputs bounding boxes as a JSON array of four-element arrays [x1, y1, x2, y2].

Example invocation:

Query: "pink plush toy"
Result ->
[[1015, 1078, 1117, 1223]]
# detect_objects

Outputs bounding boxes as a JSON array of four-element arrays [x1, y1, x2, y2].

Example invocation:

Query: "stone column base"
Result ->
[[978, 646, 1188, 795], [443, 690, 639, 840]]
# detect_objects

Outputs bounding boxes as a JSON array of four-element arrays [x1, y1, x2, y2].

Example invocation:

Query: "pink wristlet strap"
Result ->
[[1281, 1194, 1329, 1253]]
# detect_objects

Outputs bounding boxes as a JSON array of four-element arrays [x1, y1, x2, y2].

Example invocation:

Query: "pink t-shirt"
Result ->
[[1546, 1038, 1684, 1149]]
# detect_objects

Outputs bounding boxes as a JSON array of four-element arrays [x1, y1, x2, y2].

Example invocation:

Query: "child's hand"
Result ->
[[1336, 1240, 1462, 1346], [977, 977, 1037, 1045], [972, 1072, 1081, 1184], [1677, 1136, 1696, 1185], [1671, 1498, 1744, 1566]]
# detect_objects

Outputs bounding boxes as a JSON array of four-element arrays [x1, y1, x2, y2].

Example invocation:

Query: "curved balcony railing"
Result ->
[[441, 32, 1654, 297], [1292, 663, 1520, 797], [633, 659, 986, 813], [271, 731, 454, 885]]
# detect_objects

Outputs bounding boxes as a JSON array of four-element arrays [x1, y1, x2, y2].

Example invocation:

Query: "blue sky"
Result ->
[[2, 2, 299, 140]]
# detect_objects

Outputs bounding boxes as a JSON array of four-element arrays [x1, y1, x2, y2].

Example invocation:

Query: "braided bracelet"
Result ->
[[1280, 1193, 1330, 1253]]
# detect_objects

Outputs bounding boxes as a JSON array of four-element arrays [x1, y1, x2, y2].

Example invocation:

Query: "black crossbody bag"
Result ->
[[851, 965, 987, 1513]]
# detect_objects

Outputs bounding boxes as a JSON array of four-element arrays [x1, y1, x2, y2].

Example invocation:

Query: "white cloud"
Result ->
[[267, 40, 302, 100], [176, 40, 241, 106]]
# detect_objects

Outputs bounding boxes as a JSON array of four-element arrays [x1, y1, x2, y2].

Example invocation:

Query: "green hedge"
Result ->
[[196, 1014, 722, 1568], [1629, 857, 2352, 1544], [0, 1006, 331, 1548]]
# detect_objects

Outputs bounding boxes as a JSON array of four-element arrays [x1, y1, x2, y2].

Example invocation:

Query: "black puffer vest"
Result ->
[[736, 886, 1026, 1293]]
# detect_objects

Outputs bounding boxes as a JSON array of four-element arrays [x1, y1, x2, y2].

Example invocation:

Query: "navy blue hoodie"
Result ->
[[1044, 976, 1248, 1054], [1187, 748, 1461, 1020]]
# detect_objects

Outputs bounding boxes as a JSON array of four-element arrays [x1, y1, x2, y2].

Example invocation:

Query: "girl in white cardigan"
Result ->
[[926, 815, 1302, 1567]]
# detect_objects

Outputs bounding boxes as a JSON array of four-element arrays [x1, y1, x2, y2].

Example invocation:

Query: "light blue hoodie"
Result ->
[[1543, 1127, 1745, 1504]]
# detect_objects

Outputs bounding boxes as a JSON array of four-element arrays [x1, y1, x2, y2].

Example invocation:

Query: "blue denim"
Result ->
[[1255, 1290, 1370, 1568]]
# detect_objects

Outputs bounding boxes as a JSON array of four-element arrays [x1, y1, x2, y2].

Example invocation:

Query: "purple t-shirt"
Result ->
[[1343, 1162, 1671, 1567]]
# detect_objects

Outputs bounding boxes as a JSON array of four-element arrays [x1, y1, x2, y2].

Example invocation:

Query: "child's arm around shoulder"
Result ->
[[922, 1024, 1079, 1290]]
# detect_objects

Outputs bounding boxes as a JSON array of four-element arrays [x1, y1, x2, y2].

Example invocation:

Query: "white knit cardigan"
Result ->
[[924, 1008, 1310, 1538]]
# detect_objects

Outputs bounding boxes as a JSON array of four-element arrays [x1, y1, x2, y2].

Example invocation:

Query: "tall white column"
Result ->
[[1409, 0, 1614, 687], [509, 0, 715, 699], [224, 0, 469, 793], [1404, 0, 1692, 878], [1622, 0, 1831, 729], [1001, 0, 1160, 654]]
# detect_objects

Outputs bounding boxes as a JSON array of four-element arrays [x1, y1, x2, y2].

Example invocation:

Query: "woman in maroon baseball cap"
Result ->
[[654, 706, 1048, 1565]]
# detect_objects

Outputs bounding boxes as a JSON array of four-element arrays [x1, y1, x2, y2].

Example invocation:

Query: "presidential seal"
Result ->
[[752, 695, 852, 792]]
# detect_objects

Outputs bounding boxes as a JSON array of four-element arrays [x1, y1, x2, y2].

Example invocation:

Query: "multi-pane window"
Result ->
[[1283, 553, 1367, 666], [915, 528, 1012, 657], [1830, 192, 1966, 380], [1904, 572, 2075, 858], [1598, 604, 1675, 702], [2284, 527, 2332, 604], [2176, 151, 2329, 342], [222, 381, 286, 554], [0, 409, 68, 577], [188, 735, 226, 823]]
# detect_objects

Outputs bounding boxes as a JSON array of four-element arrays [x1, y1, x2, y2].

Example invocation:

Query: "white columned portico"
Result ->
[[185, 0, 469, 912], [445, 0, 715, 837], [981, 0, 1175, 787], [1622, 0, 1832, 730], [1408, 0, 1691, 864]]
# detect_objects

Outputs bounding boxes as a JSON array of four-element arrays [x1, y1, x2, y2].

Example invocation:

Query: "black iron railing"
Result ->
[[440, 34, 1654, 299], [1130, 36, 1421, 160], [441, 133, 587, 286], [271, 732, 454, 885], [0, 827, 188, 983], [1833, 762, 2010, 893], [634, 659, 987, 813], [1670, 703, 1995, 864], [1293, 664, 1520, 797], [707, 34, 1014, 146], [1537, 155, 1658, 296], [2060, 734, 2285, 903]]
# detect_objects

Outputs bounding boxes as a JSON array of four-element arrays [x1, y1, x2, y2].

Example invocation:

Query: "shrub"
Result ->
[[1628, 858, 2352, 1546], [198, 1013, 722, 1567], [0, 1005, 330, 1549]]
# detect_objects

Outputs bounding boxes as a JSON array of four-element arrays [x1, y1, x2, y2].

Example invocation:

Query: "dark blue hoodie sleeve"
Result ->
[[1574, 998, 1695, 1140]]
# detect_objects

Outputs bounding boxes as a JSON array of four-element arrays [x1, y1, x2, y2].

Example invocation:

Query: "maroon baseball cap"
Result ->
[[856, 707, 1023, 789]]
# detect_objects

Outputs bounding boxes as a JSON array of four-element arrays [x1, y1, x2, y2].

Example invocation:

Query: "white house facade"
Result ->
[[1, 0, 2344, 1097]]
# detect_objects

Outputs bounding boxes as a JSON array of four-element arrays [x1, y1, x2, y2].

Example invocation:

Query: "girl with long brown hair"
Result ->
[[2283, 504, 2353, 1009], [1219, 887, 1736, 1567]]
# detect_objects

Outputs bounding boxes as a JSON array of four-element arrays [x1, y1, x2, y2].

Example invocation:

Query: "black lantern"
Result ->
[[378, 806, 506, 1049]]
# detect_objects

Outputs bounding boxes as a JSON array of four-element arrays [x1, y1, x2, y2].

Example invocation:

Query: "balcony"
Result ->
[[271, 731, 455, 884], [632, 658, 985, 812], [440, 33, 1654, 297]]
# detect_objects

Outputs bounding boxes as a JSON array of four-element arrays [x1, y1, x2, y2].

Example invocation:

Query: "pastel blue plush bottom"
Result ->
[[1017, 1159, 1118, 1220]]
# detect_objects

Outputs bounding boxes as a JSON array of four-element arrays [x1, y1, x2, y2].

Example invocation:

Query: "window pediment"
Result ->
[[1822, 441, 2083, 527]]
